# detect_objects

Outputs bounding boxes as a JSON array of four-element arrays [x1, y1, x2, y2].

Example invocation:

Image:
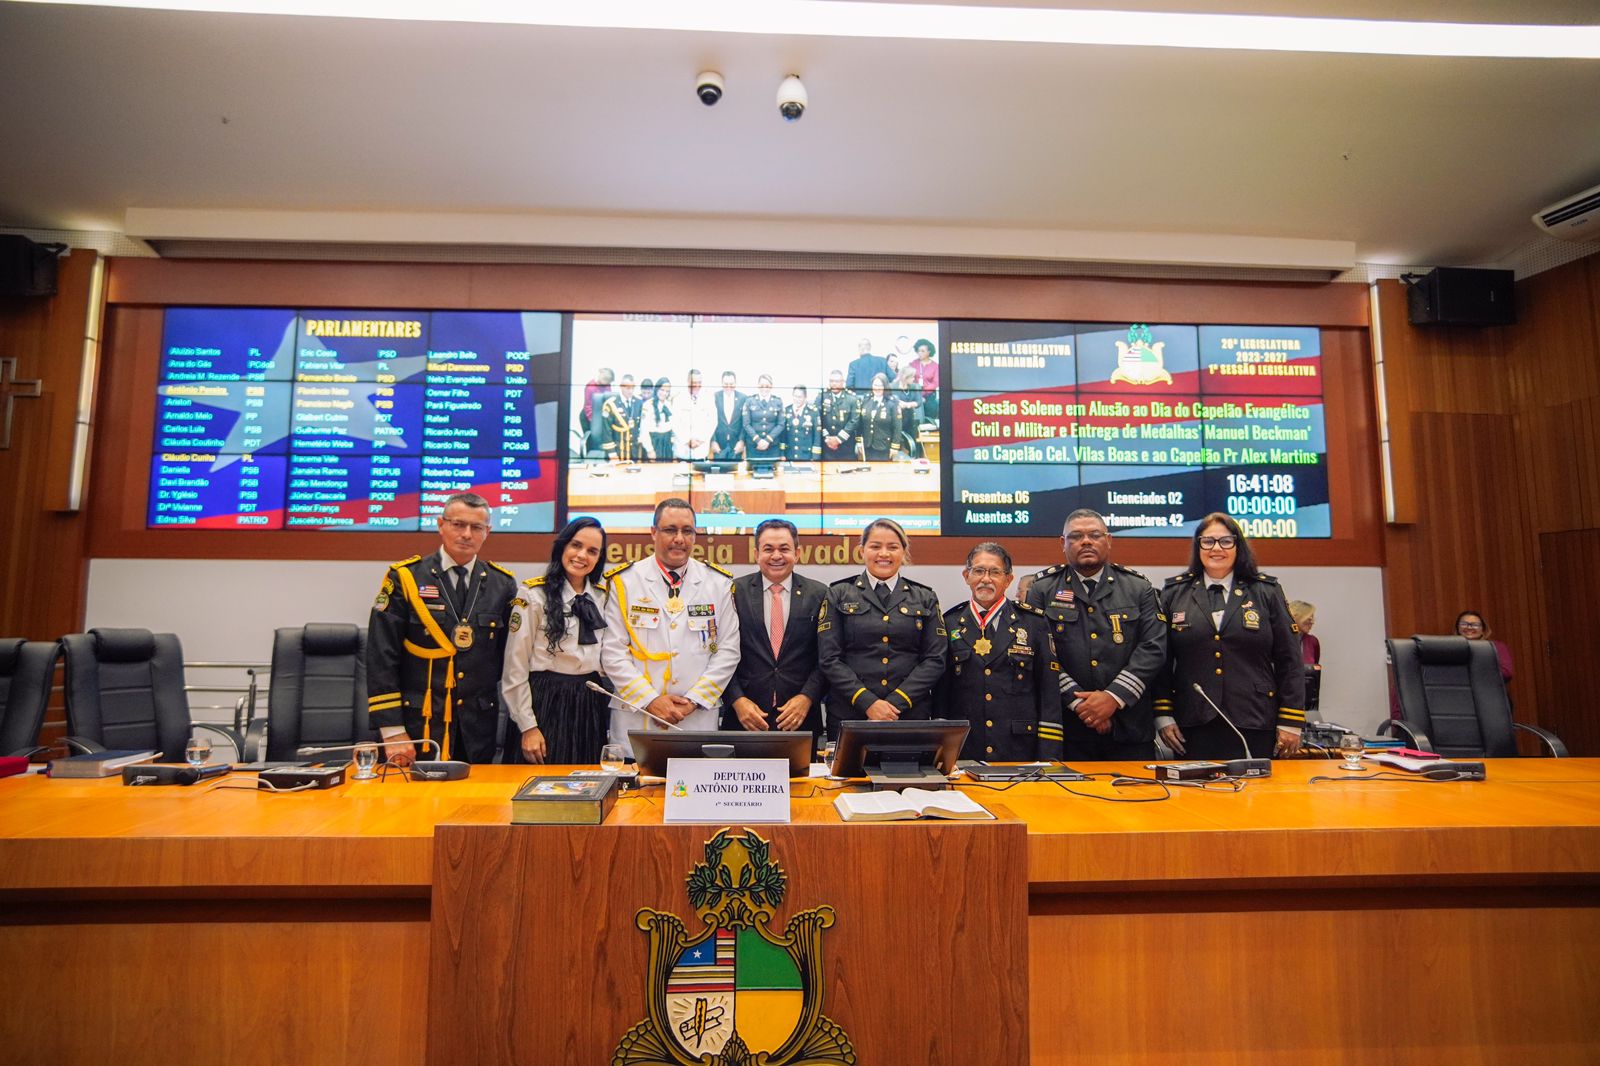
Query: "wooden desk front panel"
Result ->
[[428, 820, 1030, 1066]]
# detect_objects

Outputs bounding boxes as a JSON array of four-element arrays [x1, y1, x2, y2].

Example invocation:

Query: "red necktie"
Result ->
[[769, 584, 785, 657]]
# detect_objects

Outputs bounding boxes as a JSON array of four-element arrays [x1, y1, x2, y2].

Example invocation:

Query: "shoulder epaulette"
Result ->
[[1257, 573, 1281, 586], [704, 560, 734, 579], [1029, 562, 1065, 579], [830, 575, 860, 587], [388, 554, 422, 570], [603, 561, 634, 580], [1015, 600, 1046, 617], [1163, 571, 1194, 586], [942, 602, 966, 619], [1110, 561, 1148, 580], [488, 561, 516, 580], [901, 576, 936, 593], [522, 575, 546, 588]]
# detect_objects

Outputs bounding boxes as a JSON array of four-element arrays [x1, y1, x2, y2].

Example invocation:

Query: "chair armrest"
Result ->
[[62, 736, 106, 755], [192, 722, 247, 762], [241, 717, 267, 763], [1513, 722, 1569, 757], [4, 745, 47, 759], [1376, 719, 1434, 752]]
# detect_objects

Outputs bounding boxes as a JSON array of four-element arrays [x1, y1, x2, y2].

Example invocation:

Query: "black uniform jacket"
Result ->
[[723, 571, 828, 735], [1154, 572, 1306, 734], [816, 573, 947, 722], [1024, 562, 1166, 744], [367, 553, 518, 763], [936, 599, 1064, 761]]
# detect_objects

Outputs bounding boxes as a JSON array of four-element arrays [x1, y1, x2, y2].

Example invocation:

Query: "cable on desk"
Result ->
[[1310, 769, 1484, 784], [959, 767, 1177, 803], [204, 779, 320, 794]]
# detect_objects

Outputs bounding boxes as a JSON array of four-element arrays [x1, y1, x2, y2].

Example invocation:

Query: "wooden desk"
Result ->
[[2, 762, 1598, 1064]]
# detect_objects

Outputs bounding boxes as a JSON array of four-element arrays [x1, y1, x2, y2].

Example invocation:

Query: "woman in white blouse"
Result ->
[[500, 517, 612, 763]]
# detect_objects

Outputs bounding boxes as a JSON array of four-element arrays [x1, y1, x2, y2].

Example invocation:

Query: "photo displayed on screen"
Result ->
[[942, 320, 1328, 538], [149, 307, 562, 531], [567, 315, 943, 534]]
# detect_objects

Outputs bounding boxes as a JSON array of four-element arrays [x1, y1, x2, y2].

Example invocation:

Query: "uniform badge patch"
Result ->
[[1055, 589, 1073, 602], [509, 611, 522, 632], [419, 585, 440, 599], [689, 603, 715, 617], [374, 593, 389, 610], [1243, 609, 1261, 630]]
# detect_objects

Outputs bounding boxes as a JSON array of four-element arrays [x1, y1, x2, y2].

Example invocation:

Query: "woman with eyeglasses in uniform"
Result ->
[[1154, 513, 1306, 760]]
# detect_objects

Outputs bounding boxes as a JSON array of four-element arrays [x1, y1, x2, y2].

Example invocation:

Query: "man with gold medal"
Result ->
[[937, 542, 1063, 761], [367, 492, 519, 765], [600, 497, 741, 757]]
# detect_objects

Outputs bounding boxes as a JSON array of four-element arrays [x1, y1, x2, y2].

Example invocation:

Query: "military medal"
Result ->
[[453, 622, 474, 649], [973, 637, 993, 656], [1110, 613, 1125, 645], [970, 597, 1003, 657], [666, 596, 685, 615]]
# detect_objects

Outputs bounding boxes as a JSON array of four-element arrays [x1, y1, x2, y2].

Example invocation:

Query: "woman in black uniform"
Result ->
[[1154, 512, 1305, 760], [859, 374, 900, 461], [500, 516, 613, 763], [817, 518, 947, 730]]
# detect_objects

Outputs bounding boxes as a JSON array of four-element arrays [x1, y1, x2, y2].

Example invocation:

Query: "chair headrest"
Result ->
[[1412, 635, 1472, 665], [0, 638, 23, 671], [90, 628, 157, 663], [302, 623, 360, 656]]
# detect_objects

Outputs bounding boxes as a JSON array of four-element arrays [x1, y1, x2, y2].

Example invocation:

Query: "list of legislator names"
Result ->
[[942, 320, 1328, 539], [149, 308, 562, 531]]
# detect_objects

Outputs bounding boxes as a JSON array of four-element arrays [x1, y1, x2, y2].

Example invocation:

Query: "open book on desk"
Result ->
[[834, 788, 994, 822]]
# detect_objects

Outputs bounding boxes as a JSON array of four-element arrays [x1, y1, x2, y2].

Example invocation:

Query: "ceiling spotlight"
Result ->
[[776, 74, 806, 122], [695, 71, 724, 106]]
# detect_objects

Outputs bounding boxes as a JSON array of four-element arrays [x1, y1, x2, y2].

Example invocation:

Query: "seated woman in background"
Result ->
[[1455, 609, 1512, 684], [1288, 599, 1320, 665]]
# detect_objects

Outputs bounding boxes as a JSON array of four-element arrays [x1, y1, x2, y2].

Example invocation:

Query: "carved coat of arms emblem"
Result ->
[[613, 828, 855, 1065]]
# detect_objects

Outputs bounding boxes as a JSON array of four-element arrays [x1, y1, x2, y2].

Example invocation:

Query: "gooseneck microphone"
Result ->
[[587, 681, 687, 731], [1191, 683, 1273, 777]]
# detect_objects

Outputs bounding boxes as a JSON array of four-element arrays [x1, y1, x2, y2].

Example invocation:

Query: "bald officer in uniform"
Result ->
[[367, 492, 518, 764], [938, 542, 1064, 761], [1024, 508, 1167, 761], [600, 497, 741, 755]]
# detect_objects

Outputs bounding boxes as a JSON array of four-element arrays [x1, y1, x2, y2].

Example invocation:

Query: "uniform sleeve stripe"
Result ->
[[851, 687, 869, 708], [1037, 724, 1065, 740], [1112, 671, 1145, 698], [1057, 674, 1081, 694], [1278, 708, 1306, 721], [892, 689, 912, 709]]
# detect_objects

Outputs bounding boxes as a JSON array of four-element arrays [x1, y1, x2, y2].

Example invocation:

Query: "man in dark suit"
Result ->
[[710, 369, 746, 460], [723, 518, 827, 740], [845, 337, 889, 392]]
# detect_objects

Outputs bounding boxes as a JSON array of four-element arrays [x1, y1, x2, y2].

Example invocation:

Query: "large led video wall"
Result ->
[[147, 306, 1328, 539]]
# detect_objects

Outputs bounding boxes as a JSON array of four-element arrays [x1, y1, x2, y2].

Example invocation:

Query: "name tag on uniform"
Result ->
[[631, 604, 659, 616]]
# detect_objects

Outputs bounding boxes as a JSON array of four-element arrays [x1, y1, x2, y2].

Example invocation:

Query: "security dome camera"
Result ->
[[696, 71, 724, 106], [776, 74, 807, 122]]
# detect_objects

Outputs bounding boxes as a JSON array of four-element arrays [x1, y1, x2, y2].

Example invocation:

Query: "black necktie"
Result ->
[[666, 570, 683, 595], [450, 565, 469, 611], [571, 592, 606, 646], [1083, 578, 1097, 599], [1208, 583, 1226, 612]]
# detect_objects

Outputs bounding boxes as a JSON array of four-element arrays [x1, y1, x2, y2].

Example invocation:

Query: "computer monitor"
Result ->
[[628, 730, 814, 778], [829, 719, 970, 786], [1303, 664, 1323, 721]]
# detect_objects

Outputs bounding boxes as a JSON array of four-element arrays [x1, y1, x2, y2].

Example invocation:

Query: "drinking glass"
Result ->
[[600, 744, 628, 775], [1338, 733, 1365, 771], [352, 742, 380, 780], [185, 735, 212, 770]]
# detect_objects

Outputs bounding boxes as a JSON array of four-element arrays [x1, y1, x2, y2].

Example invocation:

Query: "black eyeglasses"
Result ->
[[1198, 535, 1237, 549]]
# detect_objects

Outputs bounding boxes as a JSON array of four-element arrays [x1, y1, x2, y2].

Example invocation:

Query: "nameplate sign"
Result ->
[[664, 758, 791, 823]]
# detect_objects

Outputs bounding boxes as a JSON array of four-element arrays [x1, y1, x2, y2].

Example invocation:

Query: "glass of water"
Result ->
[[352, 742, 380, 780], [185, 735, 212, 770], [599, 743, 628, 775], [1338, 733, 1365, 771]]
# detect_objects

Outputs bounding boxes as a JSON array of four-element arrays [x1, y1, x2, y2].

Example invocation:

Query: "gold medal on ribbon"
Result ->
[[453, 622, 474, 650], [973, 637, 993, 656], [666, 596, 685, 615]]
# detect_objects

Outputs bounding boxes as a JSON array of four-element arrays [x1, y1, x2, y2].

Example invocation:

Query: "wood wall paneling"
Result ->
[[1540, 528, 1600, 756], [0, 250, 96, 641]]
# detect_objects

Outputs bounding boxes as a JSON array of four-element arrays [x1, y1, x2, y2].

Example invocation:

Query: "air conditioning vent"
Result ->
[[1533, 182, 1600, 241]]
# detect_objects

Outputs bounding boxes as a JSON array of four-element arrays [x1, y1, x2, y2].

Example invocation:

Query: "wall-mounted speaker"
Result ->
[[1406, 266, 1515, 327], [0, 235, 61, 298]]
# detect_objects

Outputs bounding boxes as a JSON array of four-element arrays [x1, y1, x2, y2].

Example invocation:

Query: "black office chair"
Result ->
[[265, 623, 374, 761], [60, 627, 243, 761], [1381, 635, 1566, 757], [1, 639, 60, 757]]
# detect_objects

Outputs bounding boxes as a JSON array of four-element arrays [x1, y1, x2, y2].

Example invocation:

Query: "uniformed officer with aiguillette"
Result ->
[[742, 374, 786, 470], [1024, 508, 1167, 761], [937, 542, 1064, 761], [368, 492, 518, 764], [599, 497, 741, 755]]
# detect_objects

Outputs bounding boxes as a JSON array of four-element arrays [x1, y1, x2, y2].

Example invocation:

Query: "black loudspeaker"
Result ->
[[0, 235, 60, 298], [1406, 267, 1515, 327]]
